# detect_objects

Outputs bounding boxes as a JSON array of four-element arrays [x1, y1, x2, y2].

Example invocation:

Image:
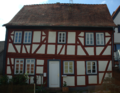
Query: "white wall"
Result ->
[[114, 11, 120, 25], [113, 11, 120, 43], [33, 31, 41, 43], [48, 31, 56, 43], [63, 76, 75, 86], [67, 32, 76, 43], [114, 28, 120, 43], [77, 61, 85, 75], [88, 75, 97, 84], [77, 76, 85, 85]]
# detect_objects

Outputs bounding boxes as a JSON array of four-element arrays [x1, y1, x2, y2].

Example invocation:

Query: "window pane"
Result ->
[[65, 62, 68, 65], [31, 60, 34, 63], [16, 71, 18, 73], [69, 65, 73, 73], [114, 45, 116, 51], [88, 70, 91, 73], [27, 60, 30, 63], [69, 62, 72, 65], [118, 26, 120, 33], [87, 62, 91, 65], [87, 66, 91, 70], [116, 44, 120, 51], [65, 66, 68, 69], [65, 70, 68, 73]]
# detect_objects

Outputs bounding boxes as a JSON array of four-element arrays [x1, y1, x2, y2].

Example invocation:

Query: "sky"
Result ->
[[0, 0, 120, 41]]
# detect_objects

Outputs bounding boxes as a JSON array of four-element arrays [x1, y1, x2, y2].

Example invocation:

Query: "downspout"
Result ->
[[112, 27, 114, 68], [3, 27, 8, 75]]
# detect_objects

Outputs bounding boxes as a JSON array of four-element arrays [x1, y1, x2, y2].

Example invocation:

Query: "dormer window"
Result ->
[[58, 32, 66, 44]]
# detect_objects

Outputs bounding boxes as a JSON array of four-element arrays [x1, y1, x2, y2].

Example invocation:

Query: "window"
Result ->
[[14, 59, 24, 74], [114, 44, 116, 51], [58, 32, 66, 43], [14, 31, 22, 43], [23, 31, 32, 44], [114, 44, 120, 60], [25, 59, 35, 75], [116, 44, 120, 51], [96, 33, 104, 45], [86, 61, 97, 74], [63, 61, 74, 74], [118, 26, 120, 33], [86, 33, 94, 45]]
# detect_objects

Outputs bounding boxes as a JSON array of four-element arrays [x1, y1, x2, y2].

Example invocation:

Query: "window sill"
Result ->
[[85, 45, 94, 46], [96, 45, 105, 46], [23, 43, 32, 44], [13, 43, 22, 44], [57, 43, 66, 44], [86, 74, 97, 75], [63, 74, 74, 75]]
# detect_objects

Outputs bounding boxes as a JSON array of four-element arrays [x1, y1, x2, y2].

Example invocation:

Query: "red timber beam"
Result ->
[[100, 38, 111, 56]]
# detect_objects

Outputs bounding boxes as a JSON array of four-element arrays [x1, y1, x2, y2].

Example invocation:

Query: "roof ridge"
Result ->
[[24, 3, 106, 7]]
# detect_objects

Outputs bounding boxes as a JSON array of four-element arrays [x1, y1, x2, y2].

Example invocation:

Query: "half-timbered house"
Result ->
[[3, 4, 115, 88]]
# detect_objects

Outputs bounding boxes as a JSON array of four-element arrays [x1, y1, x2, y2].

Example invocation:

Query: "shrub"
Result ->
[[12, 74, 28, 85], [0, 75, 9, 85]]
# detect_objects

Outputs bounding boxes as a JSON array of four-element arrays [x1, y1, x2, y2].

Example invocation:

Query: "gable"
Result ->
[[113, 11, 120, 25], [112, 6, 120, 20]]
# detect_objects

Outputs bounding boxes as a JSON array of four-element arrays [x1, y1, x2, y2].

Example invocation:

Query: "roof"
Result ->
[[112, 5, 120, 20], [4, 3, 115, 27], [0, 41, 5, 53]]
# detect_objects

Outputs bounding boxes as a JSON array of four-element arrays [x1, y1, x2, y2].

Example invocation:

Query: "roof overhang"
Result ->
[[4, 25, 114, 31]]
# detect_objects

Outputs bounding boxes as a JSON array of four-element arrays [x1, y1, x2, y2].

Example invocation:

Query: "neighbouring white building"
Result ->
[[112, 5, 120, 67]]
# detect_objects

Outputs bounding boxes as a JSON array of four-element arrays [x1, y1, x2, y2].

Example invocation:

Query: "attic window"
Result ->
[[23, 31, 32, 44], [14, 31, 22, 44], [96, 33, 104, 45], [58, 32, 66, 44], [85, 32, 94, 45]]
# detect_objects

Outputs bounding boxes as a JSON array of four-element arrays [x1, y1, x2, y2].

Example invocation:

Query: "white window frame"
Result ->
[[14, 31, 22, 43], [25, 59, 35, 75], [58, 32, 66, 43], [96, 33, 104, 45], [63, 61, 74, 74], [86, 61, 97, 74], [23, 31, 32, 44], [86, 32, 94, 45], [14, 59, 24, 74]]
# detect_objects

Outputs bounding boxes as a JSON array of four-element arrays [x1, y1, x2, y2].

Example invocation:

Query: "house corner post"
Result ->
[[112, 28, 114, 69]]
